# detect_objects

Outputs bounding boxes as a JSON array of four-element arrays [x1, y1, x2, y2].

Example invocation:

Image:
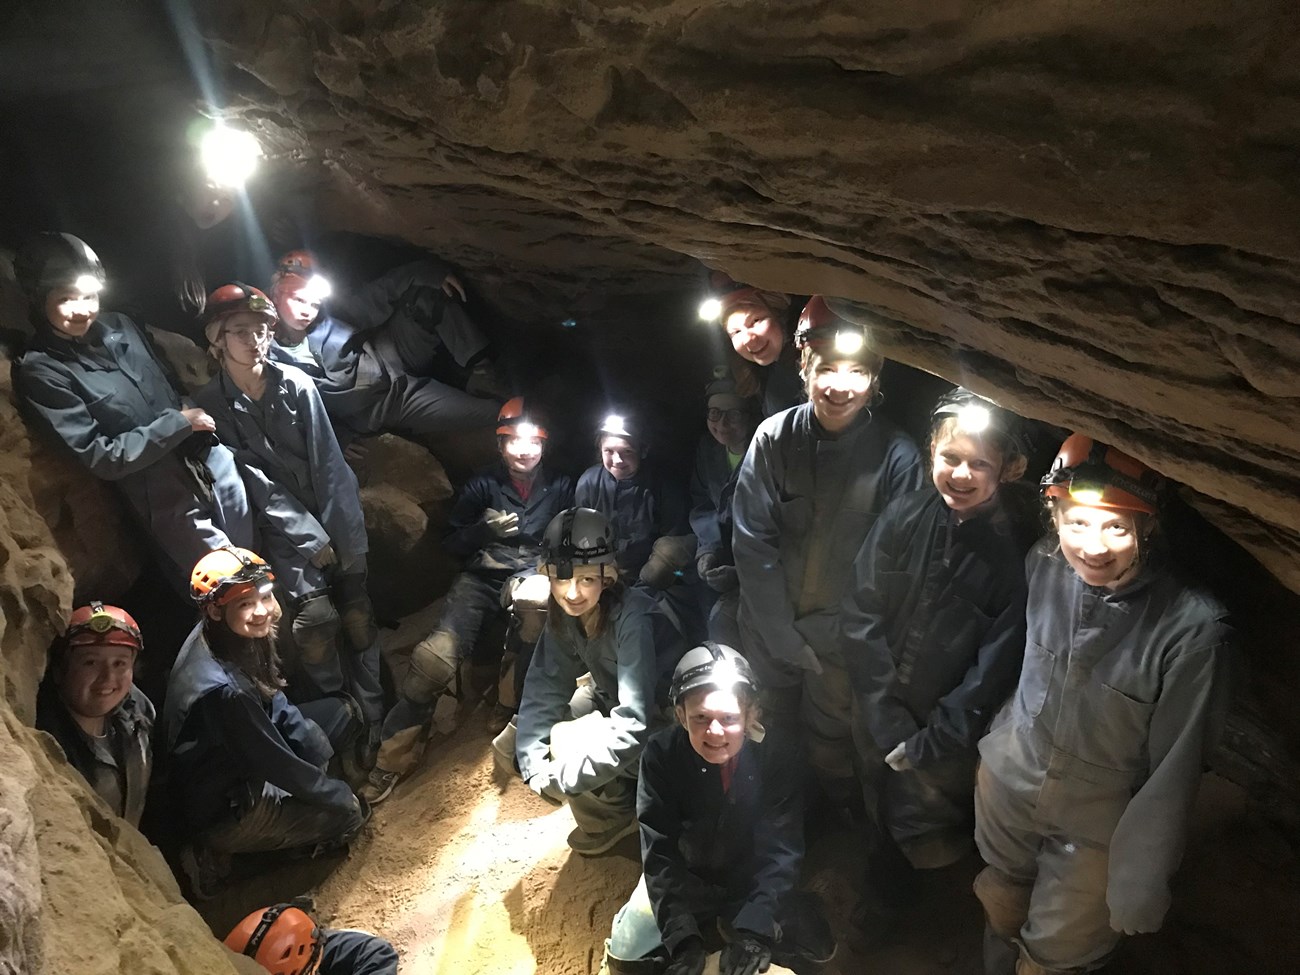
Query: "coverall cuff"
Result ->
[[662, 920, 704, 957], [730, 903, 777, 942]]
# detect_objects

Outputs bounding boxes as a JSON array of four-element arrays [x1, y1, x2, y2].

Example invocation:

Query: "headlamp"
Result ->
[[698, 297, 723, 322], [74, 273, 104, 295], [515, 421, 540, 440], [1040, 463, 1158, 509], [87, 605, 117, 633], [200, 124, 262, 190], [955, 403, 992, 434], [301, 274, 332, 302], [832, 329, 865, 356], [601, 414, 631, 439]]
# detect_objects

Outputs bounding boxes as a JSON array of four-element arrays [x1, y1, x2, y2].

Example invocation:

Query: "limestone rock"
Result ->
[[146, 325, 216, 395], [359, 483, 429, 550], [349, 433, 453, 505]]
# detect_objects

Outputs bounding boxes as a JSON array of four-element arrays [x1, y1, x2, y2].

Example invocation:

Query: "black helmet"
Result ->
[[13, 232, 105, 305], [540, 507, 616, 578], [669, 642, 758, 706], [596, 411, 642, 448], [931, 386, 1027, 456]]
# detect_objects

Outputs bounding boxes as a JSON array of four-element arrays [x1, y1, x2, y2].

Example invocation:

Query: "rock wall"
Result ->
[[199, 0, 1300, 592]]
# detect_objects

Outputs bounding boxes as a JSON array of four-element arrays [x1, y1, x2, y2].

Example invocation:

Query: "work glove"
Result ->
[[664, 937, 707, 975], [1108, 881, 1170, 936], [526, 769, 567, 807], [703, 563, 739, 593], [484, 508, 520, 539], [885, 741, 912, 772], [697, 551, 718, 577], [311, 543, 338, 569], [639, 552, 677, 590], [719, 934, 772, 975]]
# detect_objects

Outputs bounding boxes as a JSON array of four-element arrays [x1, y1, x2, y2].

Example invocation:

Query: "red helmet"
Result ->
[[794, 296, 878, 365], [1040, 434, 1161, 515], [275, 250, 317, 279], [65, 602, 142, 651], [701, 269, 791, 322], [204, 283, 276, 325], [225, 904, 322, 975], [496, 397, 548, 440], [190, 547, 276, 607]]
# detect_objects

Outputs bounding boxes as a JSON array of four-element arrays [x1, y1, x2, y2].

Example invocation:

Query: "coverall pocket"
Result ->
[[1084, 681, 1156, 773], [1017, 641, 1055, 718]]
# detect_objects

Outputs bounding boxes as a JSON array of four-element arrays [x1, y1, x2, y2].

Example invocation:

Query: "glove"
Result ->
[[697, 551, 718, 578], [664, 937, 707, 975], [526, 771, 566, 807], [885, 741, 912, 772], [484, 508, 520, 539], [1108, 882, 1170, 935], [311, 543, 337, 569], [703, 563, 739, 593], [719, 934, 772, 975], [639, 552, 677, 590]]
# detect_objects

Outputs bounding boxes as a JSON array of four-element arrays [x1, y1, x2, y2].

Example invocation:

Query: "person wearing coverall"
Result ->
[[227, 901, 399, 975], [513, 507, 683, 856], [364, 397, 573, 804], [265, 249, 500, 467], [732, 295, 923, 808], [576, 412, 701, 641], [840, 388, 1039, 934], [974, 434, 1233, 975], [194, 283, 387, 777], [165, 548, 366, 899], [10, 232, 252, 594], [688, 371, 760, 647], [606, 642, 835, 975], [701, 269, 803, 418], [36, 603, 154, 829]]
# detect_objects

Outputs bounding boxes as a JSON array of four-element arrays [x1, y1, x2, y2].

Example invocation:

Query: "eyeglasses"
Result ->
[[706, 408, 751, 423]]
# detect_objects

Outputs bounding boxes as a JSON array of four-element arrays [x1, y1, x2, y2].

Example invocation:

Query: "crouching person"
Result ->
[[510, 507, 679, 856], [36, 602, 153, 828], [164, 548, 367, 897], [227, 901, 398, 975], [606, 644, 835, 975]]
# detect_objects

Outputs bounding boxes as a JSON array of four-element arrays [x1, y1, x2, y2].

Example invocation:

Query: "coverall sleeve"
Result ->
[[238, 457, 332, 559], [515, 630, 586, 783], [297, 375, 369, 562], [318, 930, 399, 975], [841, 506, 921, 751], [732, 738, 805, 938], [442, 475, 495, 556], [884, 435, 926, 499], [550, 608, 657, 794], [1106, 633, 1232, 930], [207, 689, 355, 808], [573, 467, 598, 508], [688, 442, 723, 554], [637, 743, 728, 953], [328, 259, 454, 329], [732, 427, 806, 671], [15, 363, 194, 480]]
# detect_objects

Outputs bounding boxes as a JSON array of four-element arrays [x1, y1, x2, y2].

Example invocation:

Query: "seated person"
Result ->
[[11, 232, 252, 594], [195, 283, 386, 772], [35, 602, 154, 828], [511, 507, 680, 856], [164, 548, 366, 898], [265, 250, 500, 464], [606, 643, 835, 975], [688, 371, 760, 645], [576, 412, 698, 637], [227, 901, 398, 975], [699, 269, 802, 417], [363, 397, 573, 803]]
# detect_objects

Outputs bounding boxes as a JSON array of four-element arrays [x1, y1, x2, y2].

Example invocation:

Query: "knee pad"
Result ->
[[399, 631, 459, 705], [293, 593, 342, 665], [973, 865, 1034, 943]]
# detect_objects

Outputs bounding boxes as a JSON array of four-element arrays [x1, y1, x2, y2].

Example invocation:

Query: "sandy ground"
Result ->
[[197, 705, 1300, 975]]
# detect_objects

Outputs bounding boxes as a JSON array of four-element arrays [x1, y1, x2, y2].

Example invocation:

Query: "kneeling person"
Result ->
[[607, 644, 834, 975]]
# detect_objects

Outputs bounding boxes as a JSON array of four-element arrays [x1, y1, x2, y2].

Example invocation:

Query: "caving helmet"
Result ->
[[13, 232, 105, 306], [190, 547, 275, 607], [497, 397, 548, 440], [698, 268, 791, 323], [596, 411, 642, 448], [669, 642, 759, 706], [202, 282, 276, 349], [794, 295, 881, 367], [1040, 433, 1162, 515], [930, 387, 1028, 458], [274, 250, 317, 279], [64, 602, 143, 652], [225, 904, 322, 975], [540, 507, 616, 578], [270, 249, 331, 301]]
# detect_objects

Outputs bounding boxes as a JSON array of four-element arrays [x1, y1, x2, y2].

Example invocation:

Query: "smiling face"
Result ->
[[724, 304, 785, 366], [58, 643, 136, 729], [932, 431, 1006, 518], [803, 352, 874, 433], [677, 686, 751, 765], [548, 564, 611, 619], [44, 284, 101, 338], [706, 397, 757, 453], [217, 311, 272, 368], [600, 434, 641, 481], [208, 585, 279, 639], [1054, 501, 1143, 589]]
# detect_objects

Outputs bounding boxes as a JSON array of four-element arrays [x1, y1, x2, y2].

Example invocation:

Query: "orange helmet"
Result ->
[[794, 296, 879, 366], [1040, 433, 1162, 515], [275, 250, 317, 280], [190, 548, 275, 607], [702, 269, 791, 322], [203, 283, 276, 347], [496, 397, 547, 440], [65, 602, 142, 651], [225, 904, 322, 975]]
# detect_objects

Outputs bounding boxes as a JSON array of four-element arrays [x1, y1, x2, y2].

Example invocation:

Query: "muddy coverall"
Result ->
[[516, 588, 680, 837], [381, 462, 574, 746], [974, 541, 1233, 974], [316, 929, 399, 975], [13, 313, 253, 592], [733, 403, 923, 795], [194, 363, 385, 729], [36, 681, 154, 828], [608, 724, 830, 969], [164, 623, 364, 854], [688, 435, 744, 645], [841, 489, 1037, 869]]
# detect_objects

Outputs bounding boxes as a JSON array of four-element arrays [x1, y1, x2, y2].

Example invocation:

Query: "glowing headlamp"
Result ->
[[300, 274, 332, 302], [601, 414, 631, 438], [832, 329, 865, 356], [515, 421, 540, 440], [74, 273, 104, 295], [698, 297, 723, 322], [200, 124, 262, 190], [955, 403, 992, 434]]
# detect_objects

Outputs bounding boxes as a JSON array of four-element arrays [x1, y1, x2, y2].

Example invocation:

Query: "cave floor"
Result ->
[[196, 708, 1300, 975]]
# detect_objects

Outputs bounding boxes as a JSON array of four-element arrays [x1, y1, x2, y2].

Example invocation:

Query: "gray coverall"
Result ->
[[732, 403, 923, 795], [974, 540, 1232, 974], [13, 313, 253, 592], [194, 363, 384, 727], [515, 588, 674, 837], [687, 434, 743, 645]]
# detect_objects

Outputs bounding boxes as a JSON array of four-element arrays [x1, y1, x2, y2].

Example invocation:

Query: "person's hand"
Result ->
[[703, 564, 739, 593], [719, 934, 771, 975], [885, 741, 912, 772], [664, 937, 707, 975], [181, 407, 216, 432], [1108, 883, 1170, 936], [697, 551, 718, 578], [484, 509, 520, 538], [442, 272, 467, 302], [526, 771, 566, 807], [311, 544, 338, 569]]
